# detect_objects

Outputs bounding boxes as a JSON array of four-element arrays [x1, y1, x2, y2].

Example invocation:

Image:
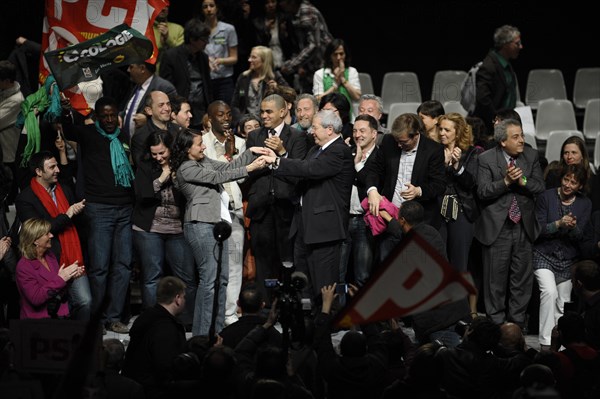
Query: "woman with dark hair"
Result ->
[[534, 164, 592, 350], [544, 135, 593, 191], [319, 92, 353, 140], [313, 38, 361, 111], [417, 100, 445, 142], [170, 129, 269, 336], [132, 130, 195, 325], [237, 113, 262, 139], [201, 0, 239, 104]]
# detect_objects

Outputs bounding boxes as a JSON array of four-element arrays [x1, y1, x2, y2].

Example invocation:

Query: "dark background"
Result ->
[[1, 0, 596, 104]]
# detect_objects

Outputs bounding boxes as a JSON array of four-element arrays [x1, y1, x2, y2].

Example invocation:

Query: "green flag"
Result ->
[[44, 23, 153, 90]]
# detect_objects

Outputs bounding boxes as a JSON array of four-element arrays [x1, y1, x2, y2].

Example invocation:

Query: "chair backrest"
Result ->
[[595, 132, 600, 170], [431, 70, 467, 103], [583, 98, 600, 140], [523, 130, 537, 149], [442, 101, 468, 117], [573, 67, 600, 109], [358, 72, 375, 95], [514, 105, 536, 143], [544, 130, 585, 164], [381, 72, 422, 114], [535, 99, 577, 141], [387, 102, 420, 128], [525, 69, 567, 110]]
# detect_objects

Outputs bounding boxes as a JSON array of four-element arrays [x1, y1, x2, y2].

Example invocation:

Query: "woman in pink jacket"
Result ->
[[16, 218, 84, 319]]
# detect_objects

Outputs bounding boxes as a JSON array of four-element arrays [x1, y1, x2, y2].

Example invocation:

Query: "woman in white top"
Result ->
[[313, 38, 361, 116]]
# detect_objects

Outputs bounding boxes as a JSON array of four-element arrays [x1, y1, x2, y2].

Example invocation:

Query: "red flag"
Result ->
[[335, 230, 477, 328], [39, 0, 169, 115]]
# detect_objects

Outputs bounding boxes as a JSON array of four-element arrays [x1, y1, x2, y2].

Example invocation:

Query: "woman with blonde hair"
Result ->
[[438, 112, 482, 314], [16, 218, 84, 319], [231, 45, 289, 119]]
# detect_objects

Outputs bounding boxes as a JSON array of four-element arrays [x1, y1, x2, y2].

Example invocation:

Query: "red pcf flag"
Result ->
[[335, 230, 477, 328], [39, 0, 169, 115]]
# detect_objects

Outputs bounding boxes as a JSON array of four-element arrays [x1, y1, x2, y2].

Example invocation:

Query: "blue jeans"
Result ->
[[184, 221, 229, 336], [68, 274, 92, 321], [340, 216, 374, 286], [85, 202, 133, 324], [133, 230, 196, 324]]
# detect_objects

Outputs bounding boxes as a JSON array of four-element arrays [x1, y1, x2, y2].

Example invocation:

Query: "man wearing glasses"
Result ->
[[365, 113, 445, 262], [473, 25, 523, 134]]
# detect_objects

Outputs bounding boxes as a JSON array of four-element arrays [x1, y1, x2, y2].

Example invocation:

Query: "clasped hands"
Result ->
[[558, 212, 577, 229], [58, 260, 85, 282], [505, 164, 526, 186]]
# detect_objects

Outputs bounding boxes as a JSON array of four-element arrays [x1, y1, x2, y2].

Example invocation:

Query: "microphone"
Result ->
[[213, 221, 232, 242]]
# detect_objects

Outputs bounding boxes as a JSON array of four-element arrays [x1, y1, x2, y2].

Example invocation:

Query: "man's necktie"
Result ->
[[508, 157, 522, 223], [312, 147, 323, 159], [124, 86, 141, 139], [268, 129, 276, 137]]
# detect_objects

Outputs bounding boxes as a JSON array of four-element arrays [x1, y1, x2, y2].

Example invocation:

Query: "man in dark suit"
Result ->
[[122, 62, 176, 141], [474, 25, 522, 133], [159, 18, 212, 130], [342, 114, 379, 286], [475, 118, 544, 327], [263, 109, 354, 303], [245, 94, 307, 301], [365, 113, 446, 262]]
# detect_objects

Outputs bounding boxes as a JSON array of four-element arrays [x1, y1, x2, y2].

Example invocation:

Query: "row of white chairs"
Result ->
[[359, 67, 600, 116]]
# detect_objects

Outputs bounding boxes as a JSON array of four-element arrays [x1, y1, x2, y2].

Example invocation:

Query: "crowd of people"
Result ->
[[1, 1, 600, 398]]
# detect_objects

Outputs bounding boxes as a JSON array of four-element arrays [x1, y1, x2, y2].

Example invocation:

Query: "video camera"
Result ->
[[264, 263, 311, 349]]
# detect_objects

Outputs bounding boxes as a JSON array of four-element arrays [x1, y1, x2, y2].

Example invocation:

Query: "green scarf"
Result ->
[[94, 121, 135, 188], [17, 75, 64, 167], [323, 68, 352, 117]]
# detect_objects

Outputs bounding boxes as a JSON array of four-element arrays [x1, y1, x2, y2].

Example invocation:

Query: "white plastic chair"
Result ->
[[358, 72, 375, 95], [583, 98, 600, 140], [573, 67, 600, 109], [525, 69, 567, 110], [544, 130, 585, 164], [431, 70, 467, 103], [535, 99, 577, 142], [381, 72, 422, 114], [387, 102, 420, 128], [442, 101, 468, 117]]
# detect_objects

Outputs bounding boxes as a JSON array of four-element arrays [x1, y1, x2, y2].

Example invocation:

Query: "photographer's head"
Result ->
[[238, 283, 265, 315], [201, 345, 236, 383], [157, 276, 186, 316], [102, 338, 125, 371], [339, 330, 367, 358], [255, 345, 286, 380], [557, 311, 585, 345], [465, 316, 501, 351], [499, 322, 525, 353]]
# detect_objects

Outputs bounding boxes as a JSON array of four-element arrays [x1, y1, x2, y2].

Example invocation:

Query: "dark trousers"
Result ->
[[293, 211, 342, 307], [249, 205, 294, 302], [482, 219, 533, 326]]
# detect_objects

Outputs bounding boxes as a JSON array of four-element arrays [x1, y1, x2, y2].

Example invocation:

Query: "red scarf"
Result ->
[[30, 177, 83, 266]]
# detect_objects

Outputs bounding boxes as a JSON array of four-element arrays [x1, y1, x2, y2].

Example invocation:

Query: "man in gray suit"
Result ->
[[475, 119, 544, 328]]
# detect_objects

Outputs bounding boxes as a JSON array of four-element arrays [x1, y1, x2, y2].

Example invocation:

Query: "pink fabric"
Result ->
[[16, 252, 69, 319], [361, 196, 400, 236]]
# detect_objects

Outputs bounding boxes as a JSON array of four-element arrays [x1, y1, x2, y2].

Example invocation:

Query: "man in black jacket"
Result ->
[[122, 276, 188, 398]]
